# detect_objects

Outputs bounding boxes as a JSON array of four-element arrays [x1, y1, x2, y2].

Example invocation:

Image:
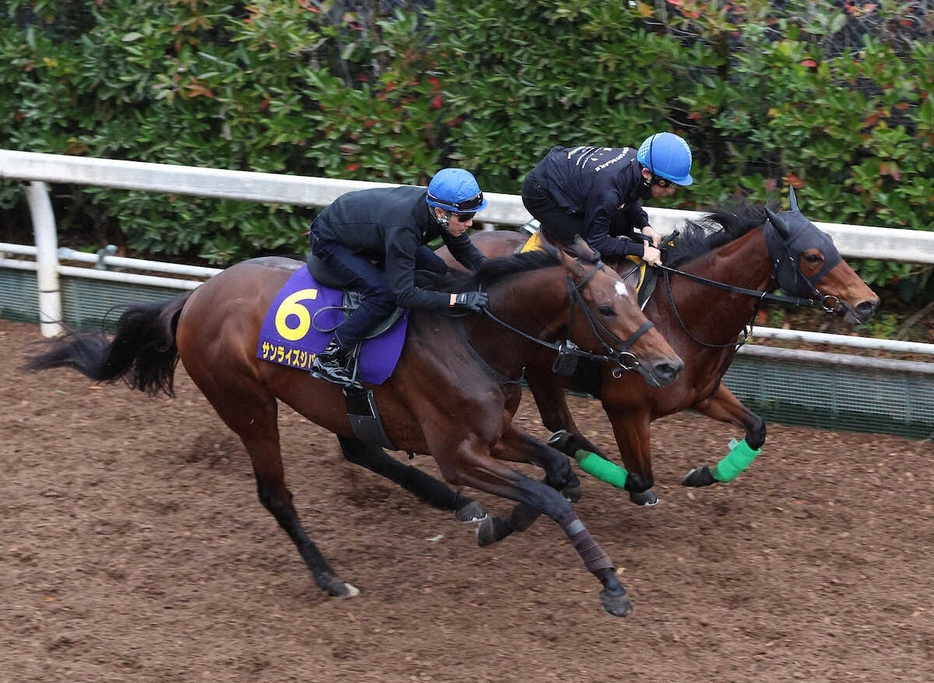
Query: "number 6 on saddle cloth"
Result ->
[[253, 254, 408, 450]]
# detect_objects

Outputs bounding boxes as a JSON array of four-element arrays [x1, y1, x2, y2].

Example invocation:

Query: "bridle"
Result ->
[[655, 208, 841, 349], [479, 258, 655, 376]]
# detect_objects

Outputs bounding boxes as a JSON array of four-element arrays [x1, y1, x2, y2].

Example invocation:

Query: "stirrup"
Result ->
[[311, 361, 359, 388], [311, 345, 362, 389], [311, 367, 363, 390]]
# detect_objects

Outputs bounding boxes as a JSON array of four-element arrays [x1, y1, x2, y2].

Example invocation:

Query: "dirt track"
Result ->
[[1, 318, 932, 682]]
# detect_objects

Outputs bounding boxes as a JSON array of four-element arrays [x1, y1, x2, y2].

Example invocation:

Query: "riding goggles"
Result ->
[[427, 190, 485, 213], [651, 175, 673, 189]]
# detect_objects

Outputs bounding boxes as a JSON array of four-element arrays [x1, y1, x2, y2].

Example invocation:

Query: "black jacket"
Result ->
[[526, 146, 650, 258], [310, 186, 487, 310]]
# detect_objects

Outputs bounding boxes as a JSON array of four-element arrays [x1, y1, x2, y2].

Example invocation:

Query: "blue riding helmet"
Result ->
[[426, 168, 488, 213], [637, 132, 694, 186]]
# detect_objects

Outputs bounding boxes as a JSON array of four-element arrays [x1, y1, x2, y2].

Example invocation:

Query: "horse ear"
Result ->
[[538, 234, 559, 258], [566, 235, 600, 264], [765, 206, 791, 240], [788, 185, 799, 212]]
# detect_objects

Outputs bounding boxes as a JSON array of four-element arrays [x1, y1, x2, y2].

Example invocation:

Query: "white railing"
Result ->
[[1, 150, 933, 361]]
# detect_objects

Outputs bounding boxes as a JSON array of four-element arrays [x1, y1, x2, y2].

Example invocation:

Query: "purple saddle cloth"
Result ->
[[256, 266, 408, 385]]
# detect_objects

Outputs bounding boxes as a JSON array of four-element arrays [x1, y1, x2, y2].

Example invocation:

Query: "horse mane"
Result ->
[[432, 248, 560, 293], [664, 201, 780, 268]]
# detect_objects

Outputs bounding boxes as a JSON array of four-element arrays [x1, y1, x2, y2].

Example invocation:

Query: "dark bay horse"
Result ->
[[26, 243, 683, 617], [452, 194, 879, 507]]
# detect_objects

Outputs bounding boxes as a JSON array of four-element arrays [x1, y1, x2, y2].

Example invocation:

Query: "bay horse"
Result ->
[[460, 193, 879, 508], [25, 241, 683, 617]]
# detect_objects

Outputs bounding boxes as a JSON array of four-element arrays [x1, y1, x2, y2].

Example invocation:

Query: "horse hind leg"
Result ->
[[251, 440, 359, 597], [441, 448, 631, 617], [194, 375, 358, 598], [337, 436, 486, 523], [476, 431, 583, 547]]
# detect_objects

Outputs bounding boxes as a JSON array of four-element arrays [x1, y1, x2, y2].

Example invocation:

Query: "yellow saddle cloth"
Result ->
[[520, 231, 648, 295]]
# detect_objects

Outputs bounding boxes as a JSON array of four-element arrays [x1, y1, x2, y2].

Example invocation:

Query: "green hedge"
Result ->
[[0, 0, 931, 301]]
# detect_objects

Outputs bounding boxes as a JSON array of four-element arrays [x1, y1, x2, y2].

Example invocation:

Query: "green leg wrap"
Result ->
[[711, 438, 762, 483], [575, 451, 629, 489]]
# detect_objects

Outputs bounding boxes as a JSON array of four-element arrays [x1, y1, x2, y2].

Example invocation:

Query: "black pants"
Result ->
[[521, 174, 584, 246], [310, 232, 447, 349]]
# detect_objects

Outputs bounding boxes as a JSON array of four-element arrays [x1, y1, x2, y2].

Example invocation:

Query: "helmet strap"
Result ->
[[638, 166, 654, 200], [432, 207, 452, 230]]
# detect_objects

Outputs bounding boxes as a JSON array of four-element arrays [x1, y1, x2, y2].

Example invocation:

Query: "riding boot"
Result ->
[[311, 340, 360, 388]]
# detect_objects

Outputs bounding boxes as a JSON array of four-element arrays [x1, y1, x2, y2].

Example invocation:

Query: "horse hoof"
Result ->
[[476, 517, 497, 547], [629, 489, 658, 506], [456, 501, 488, 524], [682, 466, 716, 487], [600, 588, 633, 617], [546, 429, 575, 455], [562, 483, 583, 503], [324, 577, 360, 598]]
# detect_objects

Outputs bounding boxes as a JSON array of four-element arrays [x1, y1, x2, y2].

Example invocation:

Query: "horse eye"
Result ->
[[598, 305, 615, 316], [804, 254, 823, 264]]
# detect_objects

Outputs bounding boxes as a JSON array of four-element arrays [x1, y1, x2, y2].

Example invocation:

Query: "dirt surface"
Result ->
[[1, 318, 932, 683]]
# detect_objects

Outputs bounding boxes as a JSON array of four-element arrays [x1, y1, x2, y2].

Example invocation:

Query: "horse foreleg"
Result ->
[[525, 365, 610, 459], [440, 448, 631, 618], [336, 436, 486, 522], [682, 384, 766, 487], [603, 407, 659, 506], [491, 428, 581, 499]]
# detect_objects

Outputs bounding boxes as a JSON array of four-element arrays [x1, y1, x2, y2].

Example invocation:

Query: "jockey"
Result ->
[[309, 168, 490, 387], [520, 132, 694, 266]]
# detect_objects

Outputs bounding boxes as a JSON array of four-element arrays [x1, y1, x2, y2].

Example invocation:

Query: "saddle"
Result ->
[[608, 255, 658, 310]]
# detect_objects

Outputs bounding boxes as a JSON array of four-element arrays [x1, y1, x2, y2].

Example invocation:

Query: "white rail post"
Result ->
[[25, 181, 62, 337]]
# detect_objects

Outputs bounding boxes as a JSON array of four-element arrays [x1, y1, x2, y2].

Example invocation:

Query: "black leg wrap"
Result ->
[[399, 464, 462, 510], [560, 512, 613, 574], [476, 515, 513, 547], [338, 436, 464, 511], [682, 465, 717, 487]]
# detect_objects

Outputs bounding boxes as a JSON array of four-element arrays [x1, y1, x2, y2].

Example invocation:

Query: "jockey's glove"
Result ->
[[452, 291, 489, 314]]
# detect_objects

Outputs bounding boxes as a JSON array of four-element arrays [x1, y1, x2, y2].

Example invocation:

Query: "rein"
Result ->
[[478, 263, 654, 373], [654, 263, 824, 308], [657, 265, 760, 350]]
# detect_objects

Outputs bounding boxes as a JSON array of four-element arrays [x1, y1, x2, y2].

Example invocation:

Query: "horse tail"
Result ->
[[25, 293, 191, 397]]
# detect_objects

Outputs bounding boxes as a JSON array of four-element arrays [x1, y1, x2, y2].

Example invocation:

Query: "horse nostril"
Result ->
[[656, 360, 684, 384], [856, 299, 879, 318]]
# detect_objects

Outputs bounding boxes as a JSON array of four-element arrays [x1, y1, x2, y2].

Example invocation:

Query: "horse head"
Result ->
[[765, 188, 878, 324], [552, 242, 683, 387]]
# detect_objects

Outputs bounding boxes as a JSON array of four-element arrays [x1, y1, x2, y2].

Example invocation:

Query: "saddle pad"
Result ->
[[256, 267, 408, 385], [520, 231, 649, 298]]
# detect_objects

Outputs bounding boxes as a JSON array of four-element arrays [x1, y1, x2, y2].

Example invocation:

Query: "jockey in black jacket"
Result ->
[[521, 132, 694, 266], [308, 169, 489, 387]]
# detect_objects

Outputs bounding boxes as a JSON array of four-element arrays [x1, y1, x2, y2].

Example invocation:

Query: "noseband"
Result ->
[[564, 264, 654, 373]]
